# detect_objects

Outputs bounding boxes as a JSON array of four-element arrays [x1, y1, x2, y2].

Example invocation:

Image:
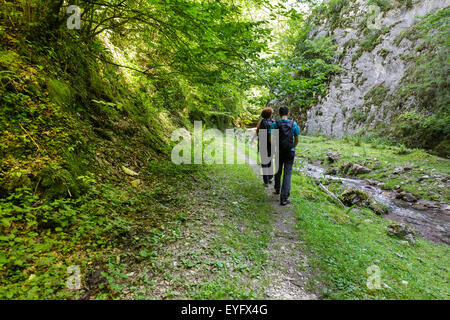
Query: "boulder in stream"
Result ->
[[368, 201, 390, 215], [339, 162, 371, 176], [313, 159, 323, 166], [366, 179, 379, 186], [326, 166, 338, 175], [395, 191, 418, 203], [415, 199, 439, 209], [378, 182, 389, 190], [341, 187, 389, 215], [341, 188, 371, 206], [327, 152, 341, 163], [351, 163, 371, 175], [339, 162, 353, 175], [387, 222, 416, 245]]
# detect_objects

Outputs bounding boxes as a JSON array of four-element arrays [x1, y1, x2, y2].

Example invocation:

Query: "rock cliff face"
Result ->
[[305, 0, 450, 137]]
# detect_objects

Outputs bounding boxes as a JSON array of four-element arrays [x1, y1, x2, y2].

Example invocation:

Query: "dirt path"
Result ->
[[118, 142, 317, 299], [262, 188, 317, 299], [232, 143, 317, 299]]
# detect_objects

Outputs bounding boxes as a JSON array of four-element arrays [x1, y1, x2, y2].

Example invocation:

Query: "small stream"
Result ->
[[296, 160, 450, 245]]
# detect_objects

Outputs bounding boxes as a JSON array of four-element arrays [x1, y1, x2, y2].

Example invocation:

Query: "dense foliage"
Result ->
[[0, 0, 274, 126], [249, 8, 342, 126], [0, 0, 279, 299], [390, 7, 450, 156]]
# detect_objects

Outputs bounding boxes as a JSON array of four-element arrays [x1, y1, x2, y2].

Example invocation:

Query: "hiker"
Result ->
[[255, 107, 275, 187], [269, 106, 300, 206]]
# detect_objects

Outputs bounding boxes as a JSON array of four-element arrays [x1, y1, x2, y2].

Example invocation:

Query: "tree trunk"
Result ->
[[45, 0, 64, 30]]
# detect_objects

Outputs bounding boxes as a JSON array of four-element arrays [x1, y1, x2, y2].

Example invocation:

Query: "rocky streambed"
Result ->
[[297, 159, 450, 245], [242, 129, 449, 245]]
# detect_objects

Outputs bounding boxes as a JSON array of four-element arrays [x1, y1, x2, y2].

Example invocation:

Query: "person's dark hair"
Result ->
[[279, 106, 289, 117], [261, 107, 273, 119]]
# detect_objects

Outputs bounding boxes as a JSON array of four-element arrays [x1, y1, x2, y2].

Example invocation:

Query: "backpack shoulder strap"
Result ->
[[277, 120, 292, 128]]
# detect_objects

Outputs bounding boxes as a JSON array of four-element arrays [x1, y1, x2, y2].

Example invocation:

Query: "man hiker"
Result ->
[[255, 107, 275, 187], [269, 106, 300, 206]]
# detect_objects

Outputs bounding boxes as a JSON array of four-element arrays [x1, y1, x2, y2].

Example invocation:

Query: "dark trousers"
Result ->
[[261, 160, 273, 184], [274, 150, 295, 202], [259, 142, 273, 184]]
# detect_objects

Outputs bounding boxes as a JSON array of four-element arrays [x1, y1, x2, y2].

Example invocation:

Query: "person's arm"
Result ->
[[255, 120, 261, 136], [293, 122, 300, 148], [250, 120, 261, 145]]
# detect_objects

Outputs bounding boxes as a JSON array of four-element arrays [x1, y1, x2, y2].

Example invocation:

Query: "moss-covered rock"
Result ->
[[339, 162, 371, 175], [368, 201, 390, 215], [340, 187, 371, 206], [387, 222, 416, 244], [326, 166, 338, 175], [339, 162, 353, 175]]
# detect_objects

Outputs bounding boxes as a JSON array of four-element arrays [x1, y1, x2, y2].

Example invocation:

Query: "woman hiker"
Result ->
[[255, 107, 275, 187]]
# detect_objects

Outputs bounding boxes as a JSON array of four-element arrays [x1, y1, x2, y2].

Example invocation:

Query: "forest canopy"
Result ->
[[1, 0, 333, 127]]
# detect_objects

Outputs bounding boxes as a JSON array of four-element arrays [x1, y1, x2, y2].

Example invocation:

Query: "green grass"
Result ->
[[130, 138, 272, 299], [0, 160, 204, 299], [291, 135, 449, 299], [103, 145, 274, 300], [290, 172, 450, 299], [230, 136, 449, 299], [4, 131, 448, 300], [182, 163, 272, 299]]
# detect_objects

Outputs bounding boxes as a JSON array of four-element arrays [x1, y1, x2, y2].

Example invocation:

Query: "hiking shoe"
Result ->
[[274, 190, 280, 195], [280, 198, 291, 206], [264, 183, 269, 188]]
